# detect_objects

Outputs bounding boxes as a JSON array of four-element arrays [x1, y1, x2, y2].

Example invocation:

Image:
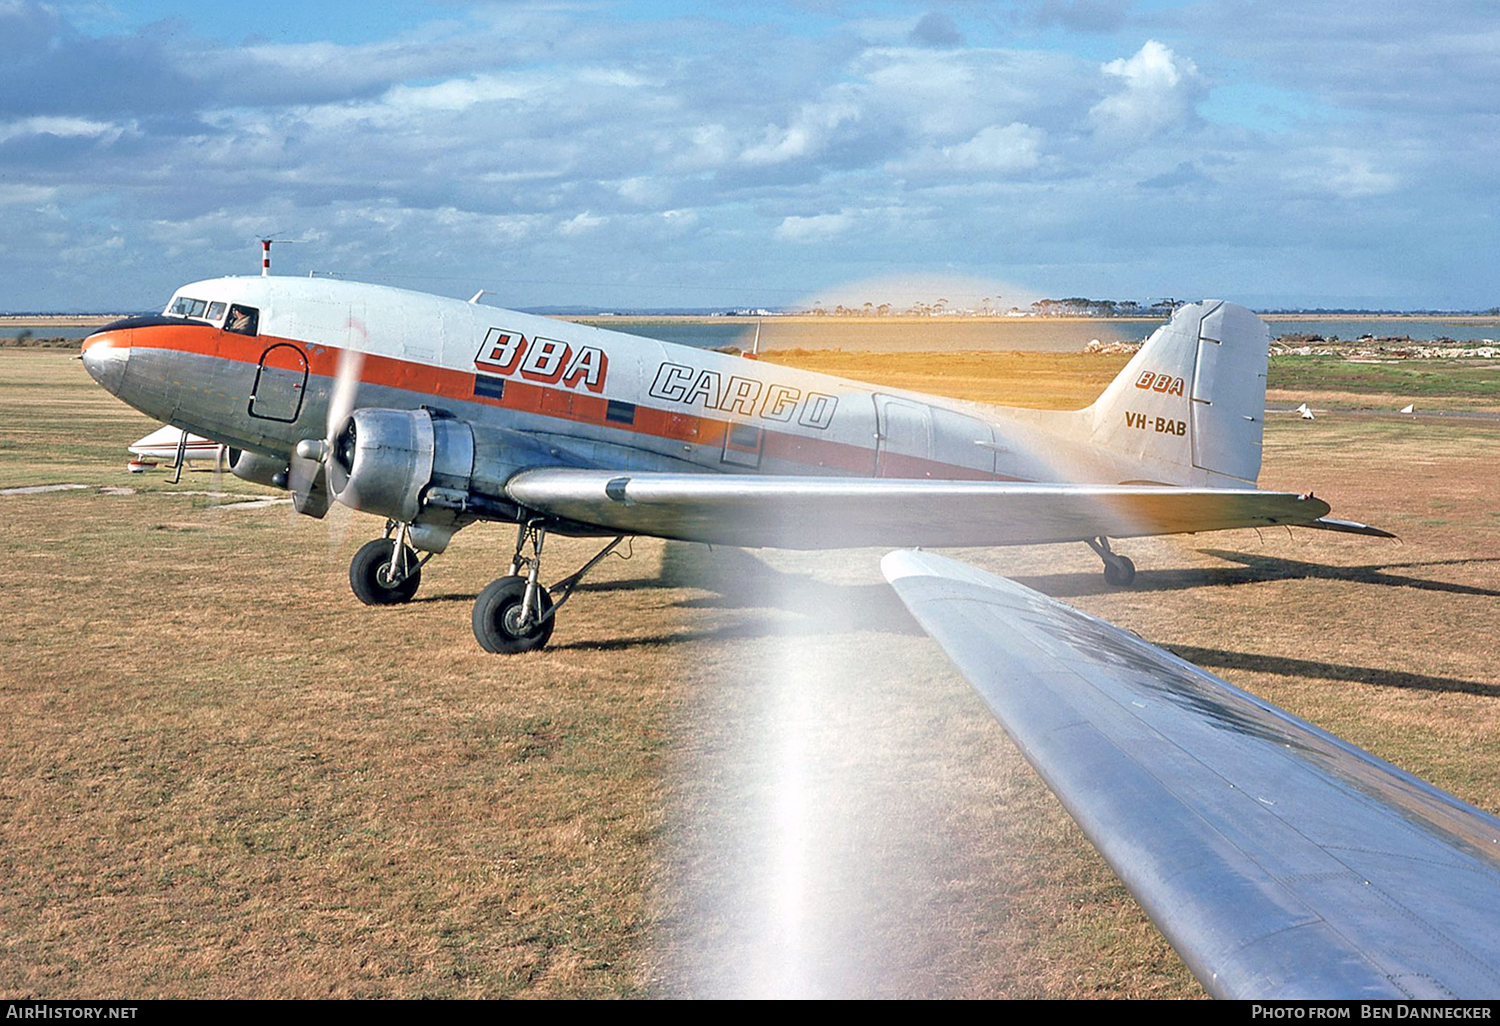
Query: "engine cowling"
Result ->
[[316, 407, 570, 550], [228, 448, 291, 489], [327, 408, 474, 523]]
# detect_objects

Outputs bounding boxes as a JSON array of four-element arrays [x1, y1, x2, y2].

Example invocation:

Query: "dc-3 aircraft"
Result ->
[[78, 275, 1500, 998], [80, 275, 1378, 653]]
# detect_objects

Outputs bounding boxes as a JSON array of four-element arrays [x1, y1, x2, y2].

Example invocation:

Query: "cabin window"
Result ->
[[225, 304, 260, 336]]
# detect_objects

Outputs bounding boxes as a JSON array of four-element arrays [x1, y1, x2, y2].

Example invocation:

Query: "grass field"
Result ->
[[2, 348, 1499, 998]]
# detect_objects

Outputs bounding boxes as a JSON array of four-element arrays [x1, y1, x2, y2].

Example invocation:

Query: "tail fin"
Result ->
[[1087, 300, 1269, 486]]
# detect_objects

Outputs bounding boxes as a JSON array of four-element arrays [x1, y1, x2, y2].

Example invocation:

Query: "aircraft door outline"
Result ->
[[720, 422, 764, 468], [249, 343, 309, 423], [874, 394, 934, 477]]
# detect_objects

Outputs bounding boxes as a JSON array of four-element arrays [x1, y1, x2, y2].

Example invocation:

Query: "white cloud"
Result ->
[[741, 99, 863, 165], [1282, 149, 1401, 199], [900, 122, 1045, 176], [559, 211, 606, 235], [1089, 40, 1203, 142], [0, 183, 55, 205], [775, 212, 853, 243], [0, 116, 119, 144]]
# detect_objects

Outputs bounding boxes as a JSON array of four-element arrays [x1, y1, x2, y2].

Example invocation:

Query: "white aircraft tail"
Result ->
[[1086, 300, 1269, 486]]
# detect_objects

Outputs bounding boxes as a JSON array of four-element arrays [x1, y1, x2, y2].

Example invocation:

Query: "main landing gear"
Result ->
[[471, 520, 625, 654], [1086, 536, 1137, 587], [347, 517, 623, 653], [349, 521, 431, 605]]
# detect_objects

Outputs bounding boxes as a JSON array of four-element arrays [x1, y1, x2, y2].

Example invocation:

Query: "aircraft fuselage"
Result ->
[[80, 276, 1204, 491]]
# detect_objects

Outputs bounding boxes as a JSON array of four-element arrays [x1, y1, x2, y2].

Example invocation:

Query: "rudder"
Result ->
[[1088, 300, 1269, 486]]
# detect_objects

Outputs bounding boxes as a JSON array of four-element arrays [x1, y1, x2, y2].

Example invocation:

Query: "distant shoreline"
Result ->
[[7, 311, 1500, 329]]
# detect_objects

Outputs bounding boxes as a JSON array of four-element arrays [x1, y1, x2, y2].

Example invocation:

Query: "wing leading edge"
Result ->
[[505, 469, 1331, 548], [882, 550, 1500, 999]]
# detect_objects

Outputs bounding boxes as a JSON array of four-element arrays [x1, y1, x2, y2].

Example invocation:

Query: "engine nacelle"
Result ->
[[228, 448, 291, 489], [321, 407, 572, 550], [328, 408, 475, 524]]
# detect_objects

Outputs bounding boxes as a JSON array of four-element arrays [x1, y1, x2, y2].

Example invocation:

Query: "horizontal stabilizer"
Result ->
[[883, 549, 1500, 999], [505, 469, 1331, 548], [1301, 516, 1398, 539]]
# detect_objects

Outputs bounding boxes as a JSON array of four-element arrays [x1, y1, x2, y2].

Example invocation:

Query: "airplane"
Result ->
[[886, 550, 1500, 999], [126, 424, 226, 475], [78, 275, 1386, 653], [80, 272, 1454, 997]]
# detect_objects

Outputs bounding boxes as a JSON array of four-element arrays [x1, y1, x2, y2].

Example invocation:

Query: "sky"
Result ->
[[3, 0, 1497, 312]]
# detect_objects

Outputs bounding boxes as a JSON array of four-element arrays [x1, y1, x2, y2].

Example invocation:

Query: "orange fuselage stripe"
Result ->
[[92, 323, 1009, 481]]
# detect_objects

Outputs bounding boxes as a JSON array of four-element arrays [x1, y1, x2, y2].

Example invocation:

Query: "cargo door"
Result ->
[[874, 395, 934, 478], [930, 407, 997, 480]]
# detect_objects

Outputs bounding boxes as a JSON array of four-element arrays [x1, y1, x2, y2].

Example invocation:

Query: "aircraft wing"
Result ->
[[882, 549, 1500, 999], [504, 469, 1331, 548]]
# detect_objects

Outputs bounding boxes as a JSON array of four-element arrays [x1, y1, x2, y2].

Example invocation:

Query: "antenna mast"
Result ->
[[257, 234, 298, 277]]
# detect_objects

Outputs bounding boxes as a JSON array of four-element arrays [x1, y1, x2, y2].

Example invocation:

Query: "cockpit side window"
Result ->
[[206, 301, 226, 322], [225, 304, 260, 336]]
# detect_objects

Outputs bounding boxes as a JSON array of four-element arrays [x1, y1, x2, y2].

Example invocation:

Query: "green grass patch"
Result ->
[[1269, 356, 1500, 400]]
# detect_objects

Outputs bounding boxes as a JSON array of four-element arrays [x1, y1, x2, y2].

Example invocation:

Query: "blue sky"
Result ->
[[4, 1, 1497, 311]]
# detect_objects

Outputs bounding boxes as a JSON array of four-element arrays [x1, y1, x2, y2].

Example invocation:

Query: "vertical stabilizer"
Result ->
[[1087, 301, 1269, 486]]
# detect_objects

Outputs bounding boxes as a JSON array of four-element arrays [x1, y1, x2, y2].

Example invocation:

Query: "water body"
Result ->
[[1262, 318, 1500, 343], [579, 317, 1500, 353], [1, 324, 108, 341], [8, 315, 1500, 350]]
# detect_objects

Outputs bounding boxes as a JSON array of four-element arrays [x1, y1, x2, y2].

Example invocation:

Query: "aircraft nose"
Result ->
[[80, 332, 130, 395]]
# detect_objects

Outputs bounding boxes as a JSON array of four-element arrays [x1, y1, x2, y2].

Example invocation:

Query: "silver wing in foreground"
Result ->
[[882, 550, 1500, 999], [506, 470, 1339, 548]]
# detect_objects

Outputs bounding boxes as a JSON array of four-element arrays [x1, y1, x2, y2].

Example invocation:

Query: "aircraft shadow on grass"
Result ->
[[1013, 551, 1500, 600], [1166, 645, 1500, 699], [412, 541, 924, 650], [412, 546, 1500, 670]]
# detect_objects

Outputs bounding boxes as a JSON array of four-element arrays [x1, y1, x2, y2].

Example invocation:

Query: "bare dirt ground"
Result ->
[[2, 349, 1498, 998]]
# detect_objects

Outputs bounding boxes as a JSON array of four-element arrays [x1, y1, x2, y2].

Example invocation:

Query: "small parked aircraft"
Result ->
[[79, 276, 1382, 652], [126, 424, 225, 475]]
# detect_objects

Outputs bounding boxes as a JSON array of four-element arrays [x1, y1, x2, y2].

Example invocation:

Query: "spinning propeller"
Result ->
[[291, 347, 365, 518]]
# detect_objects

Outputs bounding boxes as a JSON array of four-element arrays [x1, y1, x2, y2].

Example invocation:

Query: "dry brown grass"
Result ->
[[3, 348, 1499, 998], [759, 349, 1130, 409]]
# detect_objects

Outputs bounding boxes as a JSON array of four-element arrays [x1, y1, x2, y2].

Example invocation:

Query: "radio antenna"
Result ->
[[256, 234, 298, 277]]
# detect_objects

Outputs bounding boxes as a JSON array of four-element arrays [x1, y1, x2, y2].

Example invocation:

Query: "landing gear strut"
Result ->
[[1087, 536, 1136, 587], [349, 521, 431, 605], [472, 520, 624, 653]]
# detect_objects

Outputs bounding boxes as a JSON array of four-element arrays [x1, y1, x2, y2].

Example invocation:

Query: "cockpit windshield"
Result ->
[[166, 296, 228, 325]]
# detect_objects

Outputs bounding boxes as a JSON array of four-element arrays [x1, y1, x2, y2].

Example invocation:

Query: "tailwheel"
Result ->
[[350, 537, 423, 605], [472, 576, 555, 653], [1102, 554, 1136, 587]]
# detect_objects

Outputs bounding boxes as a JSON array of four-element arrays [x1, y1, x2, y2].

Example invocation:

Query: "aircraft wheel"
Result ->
[[1102, 555, 1136, 587], [473, 576, 555, 653], [350, 538, 422, 605]]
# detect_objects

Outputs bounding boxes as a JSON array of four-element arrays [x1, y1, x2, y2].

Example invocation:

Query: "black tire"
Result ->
[[349, 538, 422, 605], [472, 576, 555, 653], [1102, 554, 1136, 587]]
